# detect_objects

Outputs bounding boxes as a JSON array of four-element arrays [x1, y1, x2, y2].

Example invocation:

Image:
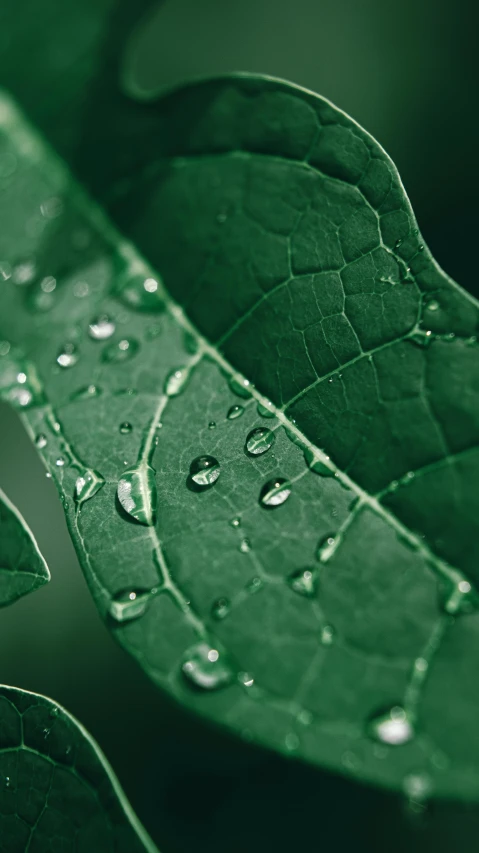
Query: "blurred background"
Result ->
[[1, 1, 478, 850]]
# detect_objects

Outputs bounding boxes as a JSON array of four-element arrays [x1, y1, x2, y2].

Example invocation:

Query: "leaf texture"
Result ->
[[0, 13, 479, 801], [0, 685, 159, 852]]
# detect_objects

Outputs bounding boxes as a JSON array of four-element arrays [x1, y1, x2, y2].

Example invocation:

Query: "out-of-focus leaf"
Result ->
[[0, 485, 49, 606]]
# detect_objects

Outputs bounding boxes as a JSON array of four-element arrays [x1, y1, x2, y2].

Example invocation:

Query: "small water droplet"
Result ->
[[115, 273, 165, 312], [182, 642, 234, 690], [88, 314, 116, 340], [5, 776, 10, 788], [227, 404, 245, 420], [257, 400, 275, 418], [45, 472, 52, 479], [117, 465, 157, 525], [304, 448, 335, 477], [35, 433, 47, 449], [211, 597, 231, 620], [49, 706, 59, 718], [409, 330, 433, 348], [56, 456, 65, 467], [394, 238, 403, 249], [369, 706, 414, 745], [208, 421, 216, 430], [164, 367, 190, 396], [246, 427, 275, 456], [438, 576, 477, 615], [246, 576, 263, 593], [259, 478, 291, 508], [74, 469, 105, 505], [287, 566, 319, 598], [40, 275, 56, 293], [229, 375, 253, 399], [317, 533, 337, 562], [190, 455, 220, 488], [102, 338, 139, 363], [13, 259, 36, 285], [57, 343, 78, 368], [320, 624, 335, 645], [230, 516, 241, 528], [119, 421, 132, 435], [109, 588, 154, 623], [285, 732, 299, 752], [240, 537, 252, 553]]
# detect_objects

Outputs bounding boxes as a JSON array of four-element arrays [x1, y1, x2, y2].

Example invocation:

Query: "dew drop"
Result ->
[[245, 427, 275, 456], [240, 537, 252, 553], [418, 244, 424, 252], [426, 299, 439, 312], [320, 624, 335, 645], [115, 273, 165, 312], [246, 576, 263, 593], [119, 421, 132, 435], [190, 455, 220, 488], [117, 465, 157, 525], [317, 533, 337, 562], [409, 330, 433, 348], [297, 709, 313, 726], [35, 434, 47, 449], [102, 338, 139, 363], [238, 671, 255, 688], [71, 384, 100, 400], [257, 400, 275, 418], [259, 478, 291, 508], [227, 404, 244, 420], [182, 642, 234, 690], [229, 516, 241, 528], [369, 706, 414, 745], [287, 566, 319, 598], [109, 588, 154, 623], [208, 421, 216, 430], [74, 469, 105, 505], [229, 375, 253, 399], [12, 259, 36, 285], [4, 776, 10, 789], [438, 576, 477, 615], [40, 275, 56, 293], [394, 238, 403, 249], [56, 343, 78, 368], [164, 367, 190, 396], [304, 448, 335, 477], [88, 315, 116, 340], [211, 597, 231, 620]]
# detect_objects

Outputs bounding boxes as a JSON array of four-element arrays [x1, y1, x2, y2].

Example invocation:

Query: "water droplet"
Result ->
[[119, 421, 132, 435], [109, 588, 154, 623], [394, 238, 403, 249], [403, 772, 432, 803], [246, 576, 263, 593], [5, 776, 10, 789], [115, 273, 165, 312], [211, 597, 231, 620], [74, 469, 105, 505], [438, 576, 477, 615], [317, 533, 337, 562], [40, 275, 56, 293], [46, 472, 52, 479], [259, 478, 291, 508], [418, 244, 424, 252], [227, 404, 244, 420], [369, 706, 414, 745], [229, 375, 253, 399], [56, 456, 66, 467], [88, 315, 116, 340], [320, 624, 335, 645], [287, 566, 319, 598], [229, 516, 241, 528], [208, 421, 216, 430], [57, 343, 78, 368], [182, 642, 234, 690], [240, 537, 252, 553], [190, 455, 220, 488], [257, 400, 275, 418], [285, 732, 299, 752], [35, 433, 47, 449], [245, 427, 275, 456], [117, 465, 157, 525], [0, 340, 11, 356], [304, 448, 335, 477], [164, 367, 190, 396], [409, 330, 433, 348], [40, 196, 63, 219], [12, 259, 36, 285], [425, 299, 439, 312], [297, 709, 313, 726], [102, 338, 139, 363]]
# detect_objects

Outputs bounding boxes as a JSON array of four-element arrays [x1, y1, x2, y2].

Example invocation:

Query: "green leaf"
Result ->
[[0, 486, 50, 606], [0, 684, 159, 852], [1, 3, 479, 802]]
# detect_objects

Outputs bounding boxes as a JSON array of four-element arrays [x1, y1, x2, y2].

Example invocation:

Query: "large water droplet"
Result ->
[[227, 404, 244, 420], [259, 478, 291, 508], [287, 566, 319, 598], [182, 642, 234, 690], [102, 338, 139, 363], [257, 400, 275, 418], [74, 469, 105, 505], [117, 465, 157, 525], [211, 597, 231, 620], [317, 533, 337, 562], [229, 375, 253, 399], [164, 367, 190, 397], [369, 706, 414, 745], [109, 588, 155, 623], [190, 455, 220, 488], [115, 273, 165, 312], [245, 427, 275, 456], [88, 315, 116, 340], [57, 343, 78, 368]]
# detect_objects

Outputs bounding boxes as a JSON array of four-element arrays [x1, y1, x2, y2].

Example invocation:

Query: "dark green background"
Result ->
[[0, 1, 477, 850]]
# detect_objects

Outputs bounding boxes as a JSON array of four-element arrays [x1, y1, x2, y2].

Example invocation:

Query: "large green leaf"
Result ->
[[1, 1, 479, 803], [0, 685, 159, 852], [0, 486, 50, 606]]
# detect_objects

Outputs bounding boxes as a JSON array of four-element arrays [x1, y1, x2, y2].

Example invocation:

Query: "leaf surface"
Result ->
[[0, 486, 50, 606], [1, 4, 479, 801], [0, 685, 159, 852]]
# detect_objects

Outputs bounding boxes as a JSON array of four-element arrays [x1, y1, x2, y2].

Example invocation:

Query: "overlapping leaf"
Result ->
[[0, 486, 49, 606]]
